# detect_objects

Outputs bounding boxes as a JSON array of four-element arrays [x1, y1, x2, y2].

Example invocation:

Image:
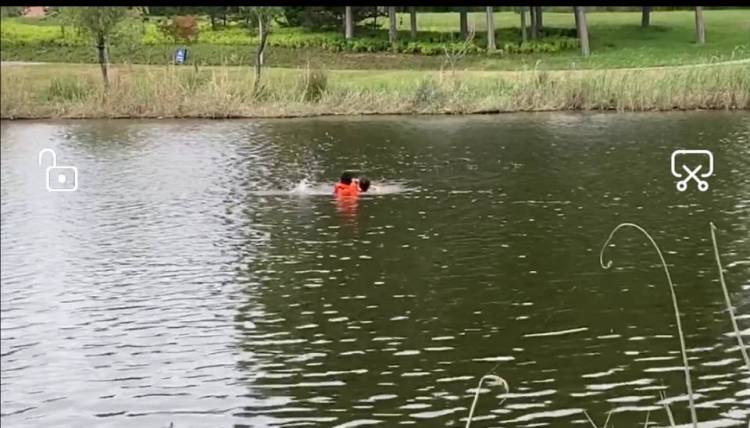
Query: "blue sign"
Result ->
[[175, 48, 187, 65]]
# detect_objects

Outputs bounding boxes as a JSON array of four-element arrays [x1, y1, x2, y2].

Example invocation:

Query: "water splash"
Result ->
[[250, 179, 412, 196]]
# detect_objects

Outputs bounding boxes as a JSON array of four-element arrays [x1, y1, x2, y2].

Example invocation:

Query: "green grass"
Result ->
[[406, 10, 750, 67], [1, 10, 748, 70], [2, 10, 748, 118], [2, 61, 748, 119]]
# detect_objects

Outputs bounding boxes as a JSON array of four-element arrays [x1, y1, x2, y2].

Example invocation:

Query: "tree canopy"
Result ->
[[67, 7, 129, 41]]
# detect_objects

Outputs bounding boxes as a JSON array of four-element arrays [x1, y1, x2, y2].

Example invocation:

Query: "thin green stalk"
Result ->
[[583, 410, 599, 427], [660, 390, 677, 427], [709, 222, 750, 372], [600, 223, 697, 428], [583, 410, 612, 428], [583, 409, 613, 428], [464, 374, 508, 428]]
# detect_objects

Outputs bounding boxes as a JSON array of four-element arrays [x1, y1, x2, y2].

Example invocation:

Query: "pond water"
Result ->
[[1, 113, 749, 428]]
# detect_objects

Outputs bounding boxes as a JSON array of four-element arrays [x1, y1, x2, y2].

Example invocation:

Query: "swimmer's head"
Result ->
[[358, 177, 371, 192], [340, 172, 353, 185]]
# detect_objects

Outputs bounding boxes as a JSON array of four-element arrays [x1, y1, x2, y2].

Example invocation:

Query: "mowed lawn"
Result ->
[[397, 10, 750, 69]]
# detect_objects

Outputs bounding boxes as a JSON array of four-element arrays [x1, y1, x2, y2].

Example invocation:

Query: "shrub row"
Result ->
[[1, 18, 580, 56]]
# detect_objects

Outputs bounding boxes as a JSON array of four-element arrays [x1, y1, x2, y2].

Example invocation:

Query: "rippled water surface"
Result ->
[[2, 113, 749, 428]]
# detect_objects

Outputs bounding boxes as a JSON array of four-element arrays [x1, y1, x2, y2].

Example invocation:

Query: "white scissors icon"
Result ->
[[671, 149, 713, 192], [676, 164, 708, 192]]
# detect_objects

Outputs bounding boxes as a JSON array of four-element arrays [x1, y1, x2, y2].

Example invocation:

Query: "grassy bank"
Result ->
[[1, 10, 748, 70], [2, 62, 748, 119]]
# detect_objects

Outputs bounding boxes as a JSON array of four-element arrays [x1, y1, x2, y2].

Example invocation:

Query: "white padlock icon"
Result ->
[[38, 148, 78, 192]]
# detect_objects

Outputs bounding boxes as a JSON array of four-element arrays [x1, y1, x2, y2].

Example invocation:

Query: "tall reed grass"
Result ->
[[709, 222, 750, 373], [1, 63, 748, 119], [464, 374, 508, 428], [466, 222, 748, 427], [599, 222, 698, 428]]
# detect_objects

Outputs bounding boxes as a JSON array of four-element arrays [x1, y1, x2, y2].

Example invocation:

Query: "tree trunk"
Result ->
[[254, 16, 269, 94], [486, 6, 496, 52], [535, 6, 543, 32], [96, 34, 109, 88], [388, 6, 397, 47], [520, 8, 527, 43], [258, 18, 265, 67], [459, 8, 468, 39], [530, 6, 538, 39], [345, 6, 354, 39], [410, 7, 417, 39], [210, 15, 216, 31], [694, 6, 705, 44], [641, 6, 651, 28], [574, 7, 590, 57]]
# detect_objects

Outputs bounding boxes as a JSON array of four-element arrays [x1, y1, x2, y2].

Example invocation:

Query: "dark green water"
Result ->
[[1, 112, 749, 427]]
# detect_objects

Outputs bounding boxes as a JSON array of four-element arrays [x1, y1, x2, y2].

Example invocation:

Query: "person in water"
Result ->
[[334, 173, 372, 196], [334, 172, 358, 197], [357, 177, 371, 192]]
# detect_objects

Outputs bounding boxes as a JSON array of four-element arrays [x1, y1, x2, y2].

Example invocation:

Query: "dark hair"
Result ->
[[358, 176, 371, 192], [340, 172, 353, 185]]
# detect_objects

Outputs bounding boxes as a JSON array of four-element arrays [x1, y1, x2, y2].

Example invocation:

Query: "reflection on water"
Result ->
[[1, 113, 749, 428]]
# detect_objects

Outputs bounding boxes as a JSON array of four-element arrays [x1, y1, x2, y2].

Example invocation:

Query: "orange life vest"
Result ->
[[334, 182, 359, 197]]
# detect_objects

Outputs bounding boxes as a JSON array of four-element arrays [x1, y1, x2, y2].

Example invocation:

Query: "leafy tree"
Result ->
[[239, 7, 282, 95], [279, 7, 380, 30], [200, 7, 233, 30], [68, 7, 129, 88], [146, 7, 191, 16], [158, 15, 200, 44], [146, 7, 233, 29], [111, 17, 144, 65], [46, 7, 75, 38], [282, 7, 335, 29], [0, 6, 24, 18]]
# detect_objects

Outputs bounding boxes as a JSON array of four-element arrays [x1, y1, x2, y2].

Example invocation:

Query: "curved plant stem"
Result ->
[[709, 222, 750, 373], [583, 410, 599, 427], [583, 409, 613, 428], [464, 374, 508, 428], [660, 390, 677, 427], [600, 223, 697, 428]]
